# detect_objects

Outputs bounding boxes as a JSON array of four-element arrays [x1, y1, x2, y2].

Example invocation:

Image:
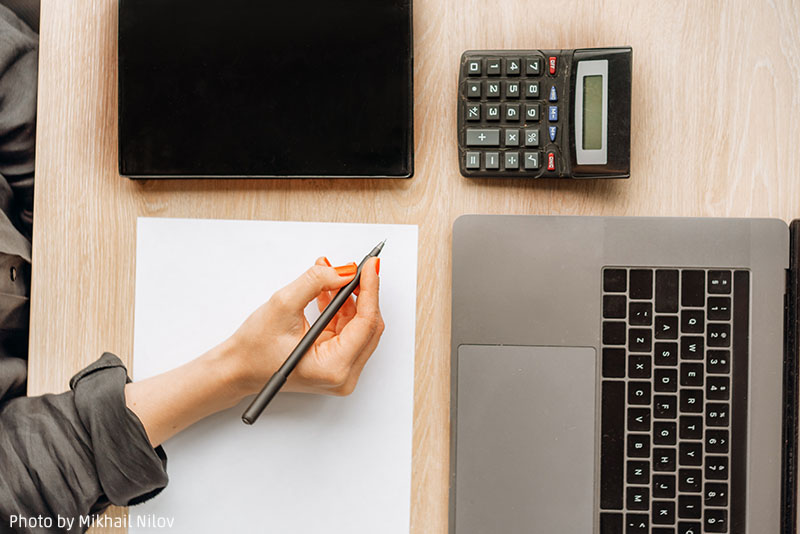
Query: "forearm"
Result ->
[[124, 340, 246, 447]]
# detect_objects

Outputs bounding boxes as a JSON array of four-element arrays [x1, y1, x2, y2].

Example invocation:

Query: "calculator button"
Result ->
[[525, 81, 540, 98], [525, 57, 542, 75], [466, 81, 481, 98], [548, 105, 558, 122], [504, 129, 520, 146], [525, 104, 540, 121], [466, 59, 482, 76], [485, 152, 500, 170], [487, 81, 501, 98], [465, 152, 480, 169], [547, 151, 556, 171], [505, 58, 521, 76], [548, 56, 557, 75], [486, 58, 501, 76], [505, 104, 520, 121], [504, 152, 519, 170], [548, 125, 557, 142], [505, 81, 520, 99], [524, 129, 539, 147], [466, 104, 481, 121], [486, 104, 500, 121], [549, 85, 558, 102], [524, 151, 540, 170], [466, 128, 500, 147]]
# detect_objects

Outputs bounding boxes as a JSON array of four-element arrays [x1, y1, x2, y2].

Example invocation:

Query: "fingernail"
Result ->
[[375, 258, 381, 275], [322, 256, 331, 267], [334, 263, 357, 276]]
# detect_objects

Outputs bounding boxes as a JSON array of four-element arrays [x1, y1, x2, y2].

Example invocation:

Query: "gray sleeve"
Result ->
[[0, 353, 169, 533]]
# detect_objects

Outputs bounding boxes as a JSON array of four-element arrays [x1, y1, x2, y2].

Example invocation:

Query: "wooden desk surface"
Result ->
[[31, 1, 800, 532]]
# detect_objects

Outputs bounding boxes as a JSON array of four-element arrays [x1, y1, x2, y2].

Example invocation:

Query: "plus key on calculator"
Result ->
[[458, 48, 632, 179]]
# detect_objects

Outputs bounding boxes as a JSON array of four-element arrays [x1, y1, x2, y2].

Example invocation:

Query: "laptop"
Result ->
[[450, 215, 799, 534]]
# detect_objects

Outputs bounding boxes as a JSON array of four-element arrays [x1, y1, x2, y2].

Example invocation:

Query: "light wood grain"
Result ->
[[30, 0, 800, 532]]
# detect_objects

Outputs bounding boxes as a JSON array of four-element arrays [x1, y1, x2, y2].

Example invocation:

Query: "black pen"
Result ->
[[242, 240, 386, 424]]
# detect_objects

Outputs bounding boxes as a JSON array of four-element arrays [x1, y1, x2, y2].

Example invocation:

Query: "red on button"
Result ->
[[547, 152, 556, 171], [548, 56, 557, 75]]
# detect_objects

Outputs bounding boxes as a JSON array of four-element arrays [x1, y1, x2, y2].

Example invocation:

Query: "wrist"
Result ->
[[201, 337, 253, 408]]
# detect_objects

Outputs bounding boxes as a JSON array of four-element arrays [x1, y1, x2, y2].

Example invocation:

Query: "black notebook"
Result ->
[[118, 0, 414, 178]]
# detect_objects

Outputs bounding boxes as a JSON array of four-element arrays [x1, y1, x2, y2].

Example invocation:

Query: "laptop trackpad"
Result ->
[[455, 345, 596, 534]]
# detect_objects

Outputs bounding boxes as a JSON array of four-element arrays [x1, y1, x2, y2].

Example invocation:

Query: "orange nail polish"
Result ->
[[322, 257, 331, 267], [375, 258, 381, 275], [334, 263, 357, 276]]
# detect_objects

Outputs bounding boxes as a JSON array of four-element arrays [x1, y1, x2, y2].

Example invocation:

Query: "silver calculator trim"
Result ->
[[574, 59, 609, 166]]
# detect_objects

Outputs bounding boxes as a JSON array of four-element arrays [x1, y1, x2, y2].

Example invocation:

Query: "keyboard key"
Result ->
[[653, 421, 676, 445], [680, 310, 704, 333], [603, 321, 626, 345], [549, 85, 558, 102], [525, 81, 540, 98], [504, 129, 520, 147], [627, 434, 650, 458], [704, 509, 728, 532], [546, 151, 555, 171], [504, 152, 519, 170], [628, 355, 651, 379], [653, 448, 676, 471], [602, 348, 625, 378], [707, 271, 731, 294], [704, 482, 728, 506], [600, 512, 622, 534], [628, 328, 651, 352], [626, 486, 649, 510], [485, 152, 499, 170], [465, 152, 480, 170], [487, 81, 501, 98], [706, 403, 729, 427], [679, 416, 703, 439], [626, 513, 648, 534], [652, 528, 675, 534], [629, 302, 652, 325], [466, 128, 500, 147], [680, 389, 703, 413], [654, 395, 677, 419], [548, 56, 557, 75], [604, 269, 627, 292], [505, 81, 520, 98], [505, 104, 520, 121], [681, 271, 705, 307], [655, 368, 677, 392], [466, 59, 482, 76], [525, 103, 540, 121], [680, 336, 703, 360], [629, 270, 653, 299], [679, 363, 703, 387], [678, 468, 702, 492], [655, 270, 679, 313], [652, 501, 676, 525], [705, 456, 729, 480], [707, 350, 730, 374], [655, 316, 678, 339], [679, 442, 702, 466], [705, 429, 729, 453], [654, 342, 678, 366], [627, 460, 649, 484], [603, 295, 626, 318], [523, 151, 540, 170], [525, 57, 541, 75], [652, 474, 676, 498], [466, 104, 481, 121], [707, 297, 731, 321], [524, 128, 539, 147], [486, 58, 501, 75], [677, 495, 701, 519], [707, 323, 730, 347], [466, 81, 482, 98], [548, 105, 558, 122], [601, 380, 625, 509], [677, 522, 701, 534], [548, 125, 557, 142], [628, 382, 651, 406], [707, 376, 730, 400], [486, 104, 500, 121], [505, 57, 521, 75]]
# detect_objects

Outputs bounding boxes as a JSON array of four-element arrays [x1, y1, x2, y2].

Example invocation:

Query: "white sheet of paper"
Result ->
[[130, 218, 417, 533]]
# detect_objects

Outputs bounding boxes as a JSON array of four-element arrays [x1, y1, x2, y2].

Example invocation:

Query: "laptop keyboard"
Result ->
[[599, 268, 749, 534]]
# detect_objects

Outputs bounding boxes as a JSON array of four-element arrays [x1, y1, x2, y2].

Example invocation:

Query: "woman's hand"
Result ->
[[227, 256, 384, 397]]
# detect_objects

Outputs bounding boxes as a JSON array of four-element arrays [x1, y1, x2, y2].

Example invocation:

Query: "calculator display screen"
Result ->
[[582, 76, 603, 150]]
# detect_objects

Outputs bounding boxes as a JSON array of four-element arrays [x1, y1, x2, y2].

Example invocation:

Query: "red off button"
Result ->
[[548, 56, 557, 75], [547, 151, 556, 171]]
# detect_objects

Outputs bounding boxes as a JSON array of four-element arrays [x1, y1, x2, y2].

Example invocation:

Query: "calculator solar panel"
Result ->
[[118, 0, 413, 178]]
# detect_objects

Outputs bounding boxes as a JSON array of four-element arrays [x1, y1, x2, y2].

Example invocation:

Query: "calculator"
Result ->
[[457, 47, 632, 179]]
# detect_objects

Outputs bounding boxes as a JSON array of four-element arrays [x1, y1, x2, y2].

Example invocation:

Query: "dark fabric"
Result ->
[[0, 7, 169, 533]]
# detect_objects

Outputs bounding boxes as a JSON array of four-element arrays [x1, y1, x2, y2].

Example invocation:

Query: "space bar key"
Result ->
[[466, 128, 500, 147]]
